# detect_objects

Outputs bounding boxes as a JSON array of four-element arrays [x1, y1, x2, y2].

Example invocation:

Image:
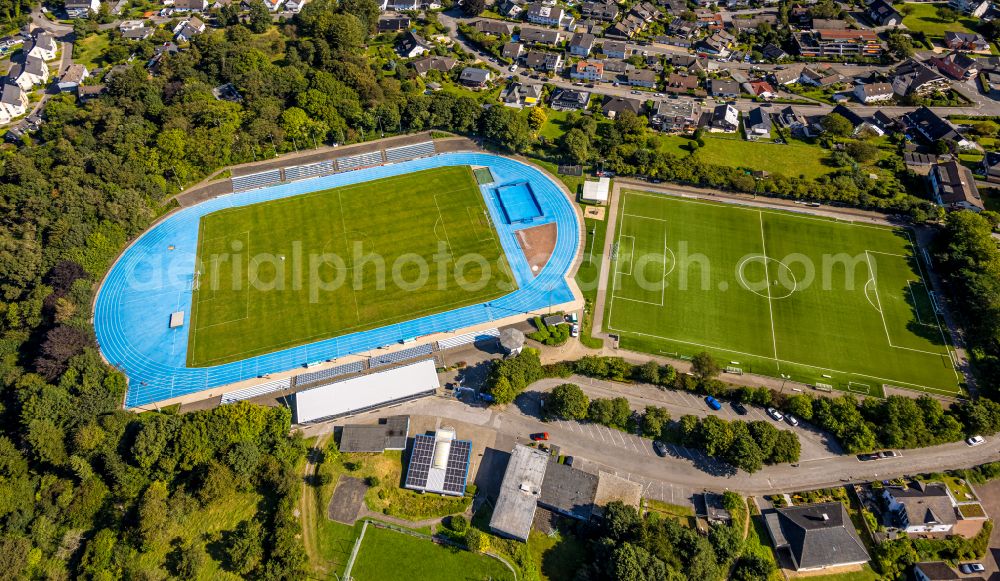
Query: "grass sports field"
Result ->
[[605, 190, 962, 397], [188, 166, 514, 366]]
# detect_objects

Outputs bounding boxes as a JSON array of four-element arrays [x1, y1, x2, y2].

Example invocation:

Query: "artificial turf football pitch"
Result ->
[[605, 190, 962, 397], [187, 166, 514, 367]]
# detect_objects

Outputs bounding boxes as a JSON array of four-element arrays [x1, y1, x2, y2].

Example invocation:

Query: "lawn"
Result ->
[[655, 134, 833, 179], [797, 565, 880, 581], [537, 108, 573, 141], [605, 191, 962, 397], [72, 33, 110, 69], [528, 529, 587, 581], [360, 451, 472, 520], [575, 202, 609, 348], [350, 526, 514, 581], [188, 165, 514, 366], [901, 2, 980, 39]]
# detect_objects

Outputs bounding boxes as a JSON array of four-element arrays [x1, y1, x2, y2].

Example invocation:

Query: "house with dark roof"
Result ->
[[890, 59, 950, 97], [173, 16, 206, 43], [459, 67, 492, 88], [902, 107, 969, 147], [745, 107, 772, 139], [524, 50, 562, 72], [882, 480, 989, 534], [569, 32, 596, 57], [474, 19, 515, 36], [709, 103, 739, 132], [931, 51, 979, 79], [944, 31, 990, 52], [0, 82, 27, 125], [601, 40, 629, 59], [830, 104, 884, 136], [865, 0, 903, 26], [762, 43, 788, 61], [339, 416, 410, 453], [502, 41, 524, 60], [626, 68, 657, 88], [57, 64, 89, 91], [581, 0, 619, 21], [550, 88, 591, 110], [949, 0, 990, 16], [519, 28, 563, 45], [398, 30, 432, 58], [601, 96, 643, 118], [708, 78, 740, 98], [982, 151, 1000, 183], [764, 502, 870, 572], [538, 461, 599, 521], [913, 561, 979, 581], [377, 17, 411, 33], [411, 55, 457, 76]]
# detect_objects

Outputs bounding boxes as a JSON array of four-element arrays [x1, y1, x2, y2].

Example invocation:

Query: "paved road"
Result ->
[[301, 378, 1000, 497]]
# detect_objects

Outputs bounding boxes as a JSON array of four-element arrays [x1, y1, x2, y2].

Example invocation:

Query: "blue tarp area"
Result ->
[[94, 153, 580, 407], [496, 181, 543, 224]]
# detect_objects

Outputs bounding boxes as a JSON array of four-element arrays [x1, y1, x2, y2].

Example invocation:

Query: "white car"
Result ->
[[509, 64, 518, 72], [570, 324, 580, 337], [960, 564, 986, 574], [966, 435, 986, 446], [766, 407, 784, 421], [784, 414, 799, 427]]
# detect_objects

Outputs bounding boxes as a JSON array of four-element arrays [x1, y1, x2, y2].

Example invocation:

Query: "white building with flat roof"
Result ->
[[581, 177, 610, 204]]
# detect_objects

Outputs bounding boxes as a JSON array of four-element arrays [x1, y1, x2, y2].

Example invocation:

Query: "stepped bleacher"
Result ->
[[294, 360, 366, 389], [384, 141, 436, 163], [231, 169, 282, 192], [437, 328, 500, 350], [283, 160, 335, 182], [336, 150, 384, 171], [370, 344, 434, 368], [220, 377, 292, 404]]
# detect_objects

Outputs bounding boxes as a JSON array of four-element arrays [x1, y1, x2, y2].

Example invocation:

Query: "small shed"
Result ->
[[581, 177, 610, 204], [499, 327, 525, 356], [169, 311, 184, 328]]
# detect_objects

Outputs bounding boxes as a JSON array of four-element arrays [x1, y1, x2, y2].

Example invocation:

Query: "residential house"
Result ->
[[931, 51, 979, 79], [76, 84, 106, 102], [550, 88, 591, 110], [890, 59, 950, 98], [411, 55, 457, 76], [0, 83, 28, 125], [655, 34, 692, 49], [830, 104, 885, 136], [865, 0, 903, 26], [497, 0, 525, 18], [65, 0, 100, 18], [772, 67, 802, 86], [26, 33, 57, 62], [697, 30, 734, 57], [651, 100, 700, 133], [571, 60, 604, 81], [122, 26, 154, 40], [377, 17, 411, 33], [174, 0, 207, 10], [147, 42, 179, 72], [904, 151, 942, 175], [581, 0, 619, 21], [524, 50, 562, 72], [601, 40, 629, 59], [708, 78, 740, 98], [57, 64, 88, 91], [762, 43, 788, 61], [882, 481, 988, 532], [709, 103, 739, 132], [398, 30, 431, 58], [669, 54, 697, 69], [749, 80, 777, 99], [526, 3, 573, 28], [501, 82, 542, 107], [15, 56, 48, 91], [665, 72, 700, 94], [626, 68, 657, 88], [569, 32, 596, 56], [519, 28, 562, 45], [602, 59, 630, 77], [944, 31, 990, 52], [745, 107, 772, 139], [474, 20, 515, 36], [284, 0, 307, 10], [763, 502, 870, 572], [981, 151, 1000, 183], [949, 0, 990, 16], [601, 96, 643, 118], [174, 17, 206, 42], [795, 29, 882, 58], [501, 42, 524, 60], [854, 82, 894, 103], [775, 105, 807, 133], [913, 561, 980, 581], [459, 67, 492, 88], [903, 106, 970, 147]]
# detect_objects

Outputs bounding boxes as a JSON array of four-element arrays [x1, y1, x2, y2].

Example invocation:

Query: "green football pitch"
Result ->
[[605, 190, 963, 397], [187, 166, 514, 367]]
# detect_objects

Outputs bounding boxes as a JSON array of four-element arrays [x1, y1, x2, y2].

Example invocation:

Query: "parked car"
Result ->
[[766, 407, 784, 421], [570, 324, 579, 337], [509, 64, 518, 72], [564, 456, 574, 467], [530, 432, 549, 441], [857, 453, 880, 462], [653, 441, 668, 457], [731, 401, 748, 415], [879, 450, 900, 458], [960, 564, 986, 574], [705, 396, 722, 411], [966, 435, 986, 446], [784, 414, 799, 427]]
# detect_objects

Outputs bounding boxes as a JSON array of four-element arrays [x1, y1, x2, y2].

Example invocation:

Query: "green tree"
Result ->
[[732, 554, 775, 581], [690, 351, 720, 380], [546, 384, 589, 420], [708, 523, 743, 563], [784, 394, 814, 420], [634, 360, 660, 384], [247, 0, 271, 33], [528, 107, 547, 132], [560, 127, 591, 165], [641, 406, 671, 439], [845, 140, 880, 163], [138, 481, 169, 550], [821, 113, 854, 137], [770, 430, 801, 464], [936, 5, 959, 21], [226, 520, 264, 576], [339, 0, 380, 34]]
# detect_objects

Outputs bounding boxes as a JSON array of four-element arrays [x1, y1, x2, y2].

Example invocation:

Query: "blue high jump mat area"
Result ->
[[495, 181, 543, 224]]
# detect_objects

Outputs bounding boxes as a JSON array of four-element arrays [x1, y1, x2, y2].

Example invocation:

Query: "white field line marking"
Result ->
[[865, 250, 892, 345], [623, 213, 669, 222], [432, 193, 454, 252], [758, 211, 779, 364], [617, 235, 636, 276], [907, 281, 924, 325], [606, 191, 629, 330]]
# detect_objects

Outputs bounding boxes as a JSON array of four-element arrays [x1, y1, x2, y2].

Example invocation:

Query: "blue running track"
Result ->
[[94, 153, 580, 407]]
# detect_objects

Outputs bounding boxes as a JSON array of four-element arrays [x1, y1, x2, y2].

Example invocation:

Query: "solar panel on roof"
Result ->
[[405, 434, 436, 488], [442, 440, 472, 494]]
